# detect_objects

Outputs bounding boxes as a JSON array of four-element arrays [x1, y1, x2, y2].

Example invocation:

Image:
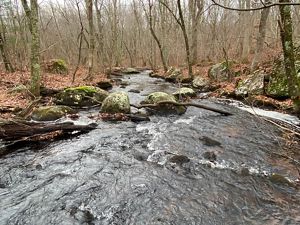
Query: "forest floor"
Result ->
[[0, 68, 108, 119]]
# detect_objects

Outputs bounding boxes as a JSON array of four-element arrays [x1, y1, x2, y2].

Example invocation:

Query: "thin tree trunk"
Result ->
[[0, 32, 14, 72], [177, 0, 193, 79], [250, 3, 270, 72], [146, 0, 168, 72], [85, 0, 95, 80], [278, 0, 300, 113]]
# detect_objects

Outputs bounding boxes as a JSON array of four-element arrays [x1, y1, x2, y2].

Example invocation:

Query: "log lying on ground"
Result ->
[[0, 120, 97, 141], [131, 100, 233, 116]]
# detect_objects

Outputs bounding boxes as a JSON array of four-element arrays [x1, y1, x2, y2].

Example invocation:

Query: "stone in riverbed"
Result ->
[[56, 86, 109, 107], [141, 92, 186, 114], [100, 92, 131, 114], [173, 87, 196, 98], [96, 80, 113, 90], [192, 76, 211, 91], [165, 67, 182, 83], [31, 105, 76, 121]]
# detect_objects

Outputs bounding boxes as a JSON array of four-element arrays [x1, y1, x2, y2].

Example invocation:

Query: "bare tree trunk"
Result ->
[[251, 2, 270, 72], [85, 0, 95, 80], [278, 0, 300, 113], [189, 0, 203, 65], [21, 0, 41, 97], [143, 0, 168, 72], [177, 0, 193, 78], [0, 32, 14, 72]]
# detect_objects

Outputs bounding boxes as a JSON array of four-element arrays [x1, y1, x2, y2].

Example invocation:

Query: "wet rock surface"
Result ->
[[31, 105, 76, 121], [1, 72, 300, 225]]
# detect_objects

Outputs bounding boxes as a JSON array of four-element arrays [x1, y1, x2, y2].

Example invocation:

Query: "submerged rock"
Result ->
[[235, 71, 265, 96], [141, 92, 186, 114], [208, 61, 233, 81], [42, 59, 68, 74], [31, 105, 75, 121], [100, 92, 131, 114], [173, 87, 196, 98], [56, 86, 109, 107]]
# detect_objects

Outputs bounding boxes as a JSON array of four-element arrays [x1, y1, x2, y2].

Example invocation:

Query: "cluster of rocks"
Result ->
[[157, 51, 300, 100], [31, 85, 197, 121]]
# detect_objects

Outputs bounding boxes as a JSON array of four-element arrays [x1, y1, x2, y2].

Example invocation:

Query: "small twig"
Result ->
[[263, 117, 300, 137]]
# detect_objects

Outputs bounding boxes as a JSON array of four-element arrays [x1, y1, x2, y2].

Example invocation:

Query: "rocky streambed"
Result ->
[[0, 71, 300, 225]]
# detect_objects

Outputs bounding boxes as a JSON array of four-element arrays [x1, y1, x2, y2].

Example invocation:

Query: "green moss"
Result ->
[[142, 92, 186, 115], [56, 86, 109, 107], [100, 92, 130, 114], [31, 105, 75, 121], [43, 59, 68, 74], [173, 88, 196, 98], [266, 60, 300, 98]]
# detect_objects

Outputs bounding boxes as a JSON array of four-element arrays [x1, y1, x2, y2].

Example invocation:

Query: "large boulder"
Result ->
[[173, 87, 196, 99], [165, 68, 182, 83], [56, 86, 109, 107], [235, 71, 265, 97], [141, 92, 186, 114], [192, 76, 211, 91], [42, 59, 68, 74], [266, 60, 300, 98], [31, 105, 75, 121], [208, 61, 233, 81], [100, 92, 131, 114]]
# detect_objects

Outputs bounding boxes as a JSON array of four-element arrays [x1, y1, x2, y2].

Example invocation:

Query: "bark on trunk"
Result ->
[[85, 0, 95, 80], [250, 3, 270, 72], [278, 0, 300, 113]]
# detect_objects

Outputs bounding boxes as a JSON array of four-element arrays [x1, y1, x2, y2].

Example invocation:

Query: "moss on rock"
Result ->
[[31, 105, 75, 121], [56, 86, 109, 107], [235, 71, 265, 96], [100, 92, 131, 114], [141, 92, 186, 114], [43, 59, 68, 74], [208, 61, 233, 81], [266, 61, 300, 98], [173, 87, 196, 98]]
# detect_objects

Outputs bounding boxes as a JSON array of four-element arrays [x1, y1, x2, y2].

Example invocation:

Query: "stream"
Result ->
[[0, 72, 300, 225]]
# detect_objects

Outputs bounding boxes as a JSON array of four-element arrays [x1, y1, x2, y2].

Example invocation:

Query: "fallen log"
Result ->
[[0, 120, 97, 141], [131, 100, 233, 116]]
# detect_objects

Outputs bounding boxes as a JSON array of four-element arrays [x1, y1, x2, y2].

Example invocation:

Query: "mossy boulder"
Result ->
[[56, 86, 109, 107], [165, 68, 182, 83], [141, 92, 186, 114], [192, 76, 211, 90], [43, 59, 68, 74], [100, 92, 130, 114], [235, 71, 265, 96], [173, 87, 196, 98], [31, 105, 75, 121], [208, 61, 233, 81], [266, 60, 300, 98]]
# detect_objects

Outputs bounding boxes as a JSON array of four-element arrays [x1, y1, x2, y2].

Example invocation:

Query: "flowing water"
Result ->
[[0, 72, 300, 225]]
